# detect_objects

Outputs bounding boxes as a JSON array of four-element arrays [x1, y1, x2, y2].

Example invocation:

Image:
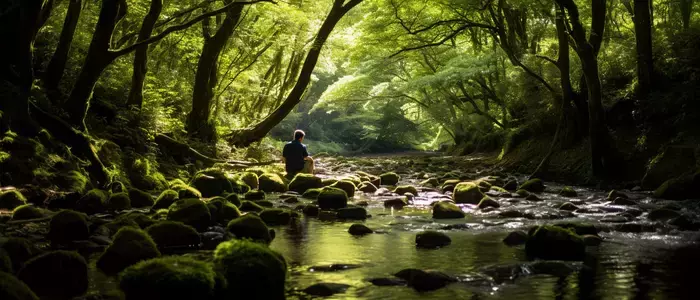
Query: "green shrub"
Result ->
[[213, 240, 287, 299]]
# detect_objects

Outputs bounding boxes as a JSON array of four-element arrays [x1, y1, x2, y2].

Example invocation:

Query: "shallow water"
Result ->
[[265, 156, 700, 299]]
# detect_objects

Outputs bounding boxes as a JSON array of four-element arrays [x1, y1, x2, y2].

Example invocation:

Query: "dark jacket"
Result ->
[[282, 140, 308, 174]]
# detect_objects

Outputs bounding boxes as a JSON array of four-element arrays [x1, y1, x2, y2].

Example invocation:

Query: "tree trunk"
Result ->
[[680, 0, 694, 30], [186, 0, 244, 143], [0, 0, 44, 134], [126, 0, 163, 109], [556, 6, 579, 146], [64, 0, 127, 129], [557, 0, 612, 178], [634, 0, 653, 98], [45, 0, 82, 94], [229, 0, 364, 147]]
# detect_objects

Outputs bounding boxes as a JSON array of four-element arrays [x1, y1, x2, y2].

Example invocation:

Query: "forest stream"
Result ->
[[4, 153, 697, 300]]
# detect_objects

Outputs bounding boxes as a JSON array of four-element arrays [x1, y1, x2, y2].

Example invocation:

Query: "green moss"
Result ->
[[18, 251, 88, 299], [379, 172, 400, 185], [11, 204, 43, 221], [173, 184, 202, 199], [128, 188, 154, 208], [0, 151, 10, 164], [302, 188, 322, 199], [213, 240, 287, 299], [239, 201, 264, 213], [145, 221, 201, 250], [239, 172, 259, 190], [190, 172, 233, 198], [358, 182, 378, 193], [420, 178, 440, 187], [52, 171, 89, 193], [226, 214, 273, 243], [48, 210, 89, 244], [559, 186, 578, 197], [128, 158, 167, 191], [0, 271, 39, 300], [75, 189, 108, 214], [259, 209, 299, 226], [394, 185, 418, 196], [288, 173, 323, 194], [442, 179, 461, 188], [519, 178, 545, 193], [244, 190, 266, 200], [153, 189, 179, 210], [452, 182, 484, 204], [231, 181, 251, 194], [169, 179, 187, 188], [97, 227, 161, 275], [116, 212, 156, 229], [322, 178, 339, 187], [317, 187, 348, 210], [432, 201, 465, 219], [219, 202, 242, 222], [225, 193, 241, 207], [107, 192, 131, 211], [0, 238, 38, 273], [119, 256, 219, 300], [477, 197, 500, 209], [490, 186, 508, 193], [525, 225, 585, 261], [0, 190, 26, 210], [258, 173, 287, 193], [331, 180, 356, 198], [167, 199, 211, 231]]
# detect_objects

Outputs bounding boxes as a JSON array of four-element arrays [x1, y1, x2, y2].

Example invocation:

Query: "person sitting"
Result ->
[[282, 130, 314, 179]]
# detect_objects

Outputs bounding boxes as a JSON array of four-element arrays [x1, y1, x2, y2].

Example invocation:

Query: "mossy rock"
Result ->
[[558, 187, 577, 197], [337, 207, 368, 220], [18, 250, 88, 299], [107, 181, 127, 194], [302, 188, 322, 199], [552, 223, 598, 236], [477, 197, 500, 209], [358, 182, 378, 193], [190, 172, 233, 198], [490, 186, 508, 193], [238, 172, 259, 190], [432, 201, 465, 219], [526, 193, 542, 201], [653, 173, 698, 200], [525, 225, 585, 260], [394, 185, 418, 196], [153, 190, 179, 210], [75, 189, 108, 214], [648, 208, 681, 221], [258, 173, 287, 193], [129, 188, 154, 208], [167, 199, 211, 231], [48, 210, 89, 244], [173, 185, 202, 199], [116, 212, 156, 229], [420, 178, 440, 187], [119, 256, 220, 300], [169, 179, 187, 189], [348, 224, 373, 236], [225, 193, 241, 207], [11, 204, 44, 221], [105, 217, 140, 237], [288, 173, 323, 194], [503, 179, 518, 191], [0, 190, 26, 210], [379, 172, 400, 185], [107, 192, 131, 211], [415, 231, 451, 249], [239, 201, 264, 213], [52, 170, 89, 193], [641, 146, 697, 189], [244, 190, 266, 200], [442, 179, 461, 188], [0, 250, 11, 273], [96, 227, 161, 275], [145, 221, 201, 250], [607, 190, 628, 200], [0, 270, 39, 300], [384, 198, 407, 209], [503, 231, 528, 246], [519, 178, 545, 193], [452, 182, 484, 204], [0, 238, 39, 273], [259, 209, 299, 226], [301, 204, 320, 217], [317, 187, 348, 210], [128, 158, 168, 191], [231, 181, 251, 194], [213, 240, 287, 299], [331, 180, 356, 198], [218, 202, 242, 222], [226, 214, 273, 243], [321, 178, 338, 187], [559, 202, 579, 211]]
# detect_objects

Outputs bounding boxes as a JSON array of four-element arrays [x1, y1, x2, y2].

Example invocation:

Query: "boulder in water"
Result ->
[[394, 185, 418, 196], [226, 214, 273, 244], [167, 199, 211, 231], [301, 204, 320, 217], [348, 224, 373, 236], [420, 178, 440, 187], [452, 182, 484, 204], [288, 174, 323, 194], [559, 202, 579, 211], [75, 189, 108, 214], [119, 256, 219, 300], [331, 180, 356, 198], [477, 197, 500, 209], [190, 172, 233, 198], [302, 188, 322, 199], [379, 172, 400, 185], [17, 250, 88, 299], [503, 179, 518, 191], [525, 225, 585, 260], [107, 192, 131, 211], [239, 200, 264, 213], [97, 227, 161, 275], [394, 268, 456, 292], [259, 209, 299, 226], [129, 188, 155, 208], [0, 238, 39, 273], [558, 186, 577, 197], [383, 197, 407, 209], [582, 234, 603, 246], [239, 172, 259, 190], [317, 187, 348, 210], [258, 173, 287, 193], [48, 210, 89, 244], [503, 231, 528, 246], [358, 182, 378, 193], [519, 178, 545, 193], [0, 270, 38, 300], [213, 240, 287, 299], [432, 201, 465, 219], [648, 208, 681, 221], [653, 172, 700, 200], [415, 231, 451, 249], [244, 190, 266, 200], [303, 283, 351, 297], [145, 221, 201, 250], [607, 190, 628, 200], [337, 207, 368, 220], [611, 197, 637, 206]]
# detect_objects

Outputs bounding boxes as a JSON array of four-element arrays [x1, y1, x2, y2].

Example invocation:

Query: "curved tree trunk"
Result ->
[[186, 0, 244, 143], [45, 0, 82, 94], [126, 0, 163, 109], [228, 0, 364, 147], [0, 0, 44, 134]]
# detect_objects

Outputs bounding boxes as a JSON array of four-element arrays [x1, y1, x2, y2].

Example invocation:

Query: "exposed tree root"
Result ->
[[155, 134, 275, 169]]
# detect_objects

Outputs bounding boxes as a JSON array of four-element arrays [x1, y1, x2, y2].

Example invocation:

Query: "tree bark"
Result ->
[[557, 0, 611, 178], [228, 0, 364, 147], [64, 0, 127, 129], [556, 5, 580, 146], [126, 0, 163, 109], [0, 0, 44, 134], [634, 0, 653, 98], [45, 0, 83, 94], [186, 0, 244, 143], [680, 0, 693, 30]]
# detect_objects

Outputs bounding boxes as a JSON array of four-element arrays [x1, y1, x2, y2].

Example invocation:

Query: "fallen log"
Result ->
[[154, 133, 276, 169]]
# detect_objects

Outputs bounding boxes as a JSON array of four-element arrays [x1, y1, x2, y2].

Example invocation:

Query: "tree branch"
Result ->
[[389, 22, 495, 58], [535, 54, 558, 67]]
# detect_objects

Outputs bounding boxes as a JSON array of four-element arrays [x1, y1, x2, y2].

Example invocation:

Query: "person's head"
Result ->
[[294, 130, 305, 141]]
